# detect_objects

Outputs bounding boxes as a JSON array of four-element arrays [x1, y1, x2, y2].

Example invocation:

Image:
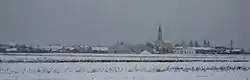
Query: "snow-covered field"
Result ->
[[1, 62, 250, 80], [1, 53, 250, 80], [0, 53, 249, 62]]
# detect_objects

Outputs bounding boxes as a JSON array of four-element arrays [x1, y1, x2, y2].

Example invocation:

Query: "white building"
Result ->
[[74, 45, 91, 53], [140, 50, 152, 55], [174, 47, 196, 54], [225, 48, 244, 54], [173, 46, 225, 54], [5, 48, 18, 52], [91, 46, 109, 53], [36, 44, 62, 52]]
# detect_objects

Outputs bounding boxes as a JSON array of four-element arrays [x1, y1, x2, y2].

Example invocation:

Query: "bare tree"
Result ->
[[189, 40, 193, 47], [174, 44, 181, 47], [181, 41, 185, 46], [203, 40, 207, 47], [207, 40, 211, 47], [194, 40, 200, 47]]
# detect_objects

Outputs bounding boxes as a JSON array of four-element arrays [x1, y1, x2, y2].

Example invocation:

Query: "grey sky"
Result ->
[[0, 0, 249, 49]]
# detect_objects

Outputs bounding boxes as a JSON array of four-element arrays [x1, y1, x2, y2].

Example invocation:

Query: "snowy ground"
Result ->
[[1, 53, 250, 80], [0, 53, 249, 62], [1, 62, 250, 80]]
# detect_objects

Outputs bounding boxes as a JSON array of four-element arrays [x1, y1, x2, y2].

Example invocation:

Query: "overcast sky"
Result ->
[[0, 0, 249, 49]]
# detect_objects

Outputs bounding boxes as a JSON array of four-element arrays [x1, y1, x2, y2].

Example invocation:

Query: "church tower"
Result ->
[[157, 24, 163, 41], [154, 24, 173, 53]]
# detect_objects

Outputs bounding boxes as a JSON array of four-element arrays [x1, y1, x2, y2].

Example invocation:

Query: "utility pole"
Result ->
[[230, 40, 233, 53]]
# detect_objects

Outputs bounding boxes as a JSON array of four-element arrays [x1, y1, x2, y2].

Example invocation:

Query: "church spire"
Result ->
[[157, 24, 163, 41]]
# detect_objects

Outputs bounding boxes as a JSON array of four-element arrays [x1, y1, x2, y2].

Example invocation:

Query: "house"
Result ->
[[0, 44, 12, 52], [57, 46, 77, 53], [6, 48, 18, 52], [74, 45, 91, 53], [129, 44, 155, 54], [173, 46, 226, 54], [225, 48, 244, 54], [36, 44, 62, 52], [108, 42, 134, 54], [0, 44, 18, 52], [90, 46, 109, 53], [174, 47, 196, 54], [16, 44, 29, 52], [140, 50, 152, 55], [108, 42, 155, 54]]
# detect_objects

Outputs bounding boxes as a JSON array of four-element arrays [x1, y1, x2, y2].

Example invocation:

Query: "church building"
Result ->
[[154, 24, 173, 53]]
